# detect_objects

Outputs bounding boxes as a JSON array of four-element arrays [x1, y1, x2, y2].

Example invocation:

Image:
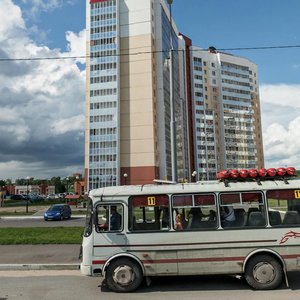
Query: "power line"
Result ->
[[0, 44, 300, 62], [217, 45, 300, 51]]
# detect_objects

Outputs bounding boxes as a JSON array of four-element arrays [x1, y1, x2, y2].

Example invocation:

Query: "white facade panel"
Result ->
[[120, 22, 152, 37], [119, 0, 152, 37]]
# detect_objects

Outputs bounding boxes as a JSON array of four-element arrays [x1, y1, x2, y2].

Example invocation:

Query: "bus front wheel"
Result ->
[[244, 254, 283, 290], [106, 258, 143, 292]]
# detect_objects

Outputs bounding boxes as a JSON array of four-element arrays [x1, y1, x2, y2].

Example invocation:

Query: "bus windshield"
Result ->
[[83, 199, 93, 237]]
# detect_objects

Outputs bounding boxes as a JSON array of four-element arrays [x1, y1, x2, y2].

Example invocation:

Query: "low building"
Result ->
[[14, 185, 55, 196]]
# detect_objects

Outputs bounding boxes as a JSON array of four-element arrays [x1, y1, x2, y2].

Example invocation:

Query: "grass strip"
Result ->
[[0, 227, 83, 245]]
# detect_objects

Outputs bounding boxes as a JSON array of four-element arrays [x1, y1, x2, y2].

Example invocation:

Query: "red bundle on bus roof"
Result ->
[[276, 167, 286, 176], [229, 169, 239, 179], [258, 168, 267, 177], [239, 169, 248, 178], [267, 168, 277, 177], [286, 167, 296, 176], [248, 169, 258, 178], [217, 170, 230, 180]]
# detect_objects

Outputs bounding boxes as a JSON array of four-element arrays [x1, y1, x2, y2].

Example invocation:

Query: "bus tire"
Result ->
[[244, 254, 283, 290], [106, 258, 143, 292]]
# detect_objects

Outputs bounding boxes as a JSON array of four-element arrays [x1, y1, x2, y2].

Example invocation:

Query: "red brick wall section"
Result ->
[[120, 166, 159, 185]]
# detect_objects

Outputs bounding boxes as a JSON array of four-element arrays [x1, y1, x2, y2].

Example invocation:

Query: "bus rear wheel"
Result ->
[[106, 258, 143, 292], [244, 254, 283, 290]]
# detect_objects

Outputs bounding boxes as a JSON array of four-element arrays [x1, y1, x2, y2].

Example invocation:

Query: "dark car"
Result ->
[[11, 194, 26, 201], [44, 204, 72, 221]]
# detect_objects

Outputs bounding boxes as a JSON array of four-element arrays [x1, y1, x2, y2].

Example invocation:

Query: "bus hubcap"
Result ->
[[113, 265, 134, 286], [253, 262, 275, 284]]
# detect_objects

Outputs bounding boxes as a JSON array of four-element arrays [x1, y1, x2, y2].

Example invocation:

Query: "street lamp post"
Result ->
[[26, 176, 30, 213], [192, 171, 197, 182], [75, 175, 80, 194], [75, 175, 80, 207], [123, 173, 128, 185], [66, 177, 69, 194], [66, 177, 69, 204], [0, 186, 4, 208]]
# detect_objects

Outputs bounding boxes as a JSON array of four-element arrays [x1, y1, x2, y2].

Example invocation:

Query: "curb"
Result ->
[[0, 216, 44, 220], [0, 264, 80, 271]]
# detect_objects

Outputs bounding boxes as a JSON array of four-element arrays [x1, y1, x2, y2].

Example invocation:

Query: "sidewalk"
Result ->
[[0, 244, 81, 271], [0, 206, 84, 271]]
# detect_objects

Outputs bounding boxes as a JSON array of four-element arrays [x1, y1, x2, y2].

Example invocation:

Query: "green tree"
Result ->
[[50, 177, 66, 193], [0, 180, 6, 187], [5, 179, 12, 185]]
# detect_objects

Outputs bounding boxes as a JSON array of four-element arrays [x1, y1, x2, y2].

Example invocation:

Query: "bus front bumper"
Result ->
[[80, 263, 92, 276]]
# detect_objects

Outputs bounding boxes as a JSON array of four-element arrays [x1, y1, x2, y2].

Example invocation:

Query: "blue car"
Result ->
[[44, 204, 72, 221]]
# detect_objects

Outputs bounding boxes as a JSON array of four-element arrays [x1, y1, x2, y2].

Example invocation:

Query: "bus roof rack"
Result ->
[[217, 167, 297, 187], [220, 175, 294, 187]]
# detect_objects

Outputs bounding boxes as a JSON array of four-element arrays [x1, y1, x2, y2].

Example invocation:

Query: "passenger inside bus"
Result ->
[[110, 206, 122, 230], [208, 209, 216, 222], [174, 213, 183, 230], [221, 206, 236, 227], [187, 207, 203, 229], [161, 207, 170, 228], [99, 206, 122, 231]]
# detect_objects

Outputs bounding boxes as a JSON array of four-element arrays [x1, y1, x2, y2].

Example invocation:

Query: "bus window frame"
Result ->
[[128, 194, 170, 232], [266, 189, 300, 227], [219, 191, 264, 206], [83, 198, 93, 237], [218, 191, 266, 228], [171, 193, 218, 230], [95, 203, 124, 233], [172, 193, 216, 208]]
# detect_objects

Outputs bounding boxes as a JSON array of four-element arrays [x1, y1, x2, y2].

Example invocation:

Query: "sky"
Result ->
[[1, 0, 300, 181]]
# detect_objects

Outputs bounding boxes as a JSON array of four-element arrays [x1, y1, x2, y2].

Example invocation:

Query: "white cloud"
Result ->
[[66, 30, 86, 64], [260, 84, 300, 108], [50, 115, 85, 135], [0, 160, 83, 181], [0, 0, 85, 180], [24, 0, 62, 15], [0, 109, 30, 142], [260, 84, 300, 169], [18, 0, 78, 17], [0, 0, 25, 40]]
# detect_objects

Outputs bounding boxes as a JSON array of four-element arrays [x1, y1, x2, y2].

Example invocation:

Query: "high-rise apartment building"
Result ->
[[84, 0, 264, 190], [187, 46, 264, 180], [85, 0, 189, 189]]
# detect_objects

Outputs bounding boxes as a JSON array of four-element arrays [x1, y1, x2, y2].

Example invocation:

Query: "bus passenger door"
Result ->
[[127, 194, 178, 276], [93, 204, 128, 258]]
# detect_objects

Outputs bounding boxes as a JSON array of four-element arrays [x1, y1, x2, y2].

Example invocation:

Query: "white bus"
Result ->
[[80, 170, 300, 292]]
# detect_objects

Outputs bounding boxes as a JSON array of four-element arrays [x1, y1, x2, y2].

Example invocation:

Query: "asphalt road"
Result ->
[[0, 216, 85, 228], [1, 270, 300, 300]]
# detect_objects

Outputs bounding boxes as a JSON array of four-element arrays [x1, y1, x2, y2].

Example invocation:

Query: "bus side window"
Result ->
[[130, 206, 169, 231], [267, 189, 300, 227], [129, 195, 170, 232], [219, 192, 266, 229], [96, 204, 123, 232], [172, 193, 217, 230]]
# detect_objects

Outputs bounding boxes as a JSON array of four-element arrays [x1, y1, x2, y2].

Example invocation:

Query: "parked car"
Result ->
[[46, 194, 56, 200], [11, 194, 27, 201], [44, 204, 72, 221], [28, 194, 44, 202]]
